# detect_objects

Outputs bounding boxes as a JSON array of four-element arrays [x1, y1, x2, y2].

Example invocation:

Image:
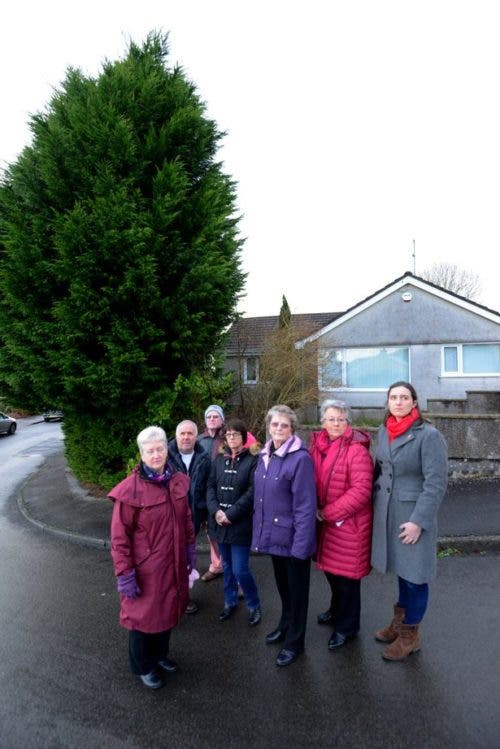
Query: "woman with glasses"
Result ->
[[206, 419, 261, 625], [252, 405, 317, 667], [309, 400, 374, 651], [198, 405, 258, 583], [108, 426, 195, 690]]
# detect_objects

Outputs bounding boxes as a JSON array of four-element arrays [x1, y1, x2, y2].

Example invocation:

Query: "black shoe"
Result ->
[[317, 610, 333, 625], [248, 607, 261, 626], [158, 657, 179, 673], [265, 627, 285, 644], [140, 670, 165, 689], [276, 648, 300, 667], [328, 632, 358, 650], [219, 605, 237, 622], [186, 600, 199, 615]]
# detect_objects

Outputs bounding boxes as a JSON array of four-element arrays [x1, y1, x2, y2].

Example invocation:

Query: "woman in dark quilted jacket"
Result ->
[[206, 419, 261, 627]]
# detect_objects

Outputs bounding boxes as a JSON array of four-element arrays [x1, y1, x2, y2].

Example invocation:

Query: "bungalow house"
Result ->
[[225, 272, 500, 417], [224, 311, 340, 389]]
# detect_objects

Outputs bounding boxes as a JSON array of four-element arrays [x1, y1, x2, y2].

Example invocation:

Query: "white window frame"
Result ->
[[441, 343, 500, 377], [243, 356, 259, 384], [319, 346, 410, 391]]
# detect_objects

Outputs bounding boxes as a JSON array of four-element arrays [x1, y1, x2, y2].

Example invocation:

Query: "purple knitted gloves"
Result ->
[[187, 543, 197, 573], [117, 569, 141, 598]]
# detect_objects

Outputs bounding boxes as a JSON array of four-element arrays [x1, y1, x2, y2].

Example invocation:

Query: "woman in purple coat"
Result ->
[[252, 405, 317, 667]]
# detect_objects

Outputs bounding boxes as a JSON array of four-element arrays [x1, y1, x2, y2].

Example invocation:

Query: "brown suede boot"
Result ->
[[374, 605, 405, 643], [382, 624, 421, 661]]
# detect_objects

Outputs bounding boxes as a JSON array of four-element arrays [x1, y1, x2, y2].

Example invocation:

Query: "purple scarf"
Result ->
[[141, 462, 172, 486]]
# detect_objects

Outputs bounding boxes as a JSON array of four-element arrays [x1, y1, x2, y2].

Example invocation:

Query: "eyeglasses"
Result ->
[[324, 418, 347, 424], [270, 421, 292, 429], [225, 432, 242, 438], [206, 414, 222, 420]]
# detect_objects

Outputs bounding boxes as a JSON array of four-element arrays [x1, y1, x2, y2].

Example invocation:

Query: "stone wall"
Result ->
[[426, 390, 500, 414], [429, 415, 499, 460]]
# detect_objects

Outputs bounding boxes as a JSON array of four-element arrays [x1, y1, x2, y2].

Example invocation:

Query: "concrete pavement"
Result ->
[[16, 448, 500, 552]]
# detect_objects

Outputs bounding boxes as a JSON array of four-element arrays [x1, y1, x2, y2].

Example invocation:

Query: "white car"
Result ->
[[43, 410, 64, 422]]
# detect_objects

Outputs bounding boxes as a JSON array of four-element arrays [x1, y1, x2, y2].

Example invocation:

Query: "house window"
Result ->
[[244, 356, 259, 384], [442, 343, 500, 375], [320, 347, 409, 389]]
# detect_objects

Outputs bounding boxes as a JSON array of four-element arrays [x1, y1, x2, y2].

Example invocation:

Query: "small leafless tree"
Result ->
[[420, 262, 482, 300]]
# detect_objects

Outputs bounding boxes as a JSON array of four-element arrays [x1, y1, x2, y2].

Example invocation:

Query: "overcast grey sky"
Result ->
[[1, 1, 499, 315]]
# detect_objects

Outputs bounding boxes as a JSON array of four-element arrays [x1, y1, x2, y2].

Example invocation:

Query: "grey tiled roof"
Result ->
[[225, 312, 342, 356]]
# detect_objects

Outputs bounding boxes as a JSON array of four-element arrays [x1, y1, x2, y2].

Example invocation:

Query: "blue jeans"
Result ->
[[218, 543, 260, 610], [397, 576, 429, 625]]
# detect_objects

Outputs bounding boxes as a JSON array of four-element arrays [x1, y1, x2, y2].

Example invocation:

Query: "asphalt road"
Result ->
[[0, 416, 64, 502], [0, 422, 499, 748]]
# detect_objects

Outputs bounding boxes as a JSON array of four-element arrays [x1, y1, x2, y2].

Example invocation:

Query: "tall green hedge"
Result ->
[[0, 32, 244, 487]]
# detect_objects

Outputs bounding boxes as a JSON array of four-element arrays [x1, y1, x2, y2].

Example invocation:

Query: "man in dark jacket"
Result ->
[[168, 420, 211, 613]]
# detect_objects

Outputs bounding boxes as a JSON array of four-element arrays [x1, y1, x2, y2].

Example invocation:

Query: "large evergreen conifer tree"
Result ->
[[0, 33, 244, 486]]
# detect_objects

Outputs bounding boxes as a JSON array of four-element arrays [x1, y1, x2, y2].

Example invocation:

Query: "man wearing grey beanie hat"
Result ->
[[204, 404, 225, 422]]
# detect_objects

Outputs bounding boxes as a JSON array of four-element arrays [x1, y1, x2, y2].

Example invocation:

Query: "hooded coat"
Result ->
[[309, 426, 374, 580], [108, 465, 194, 633], [371, 421, 448, 584], [206, 444, 259, 546], [252, 435, 316, 559]]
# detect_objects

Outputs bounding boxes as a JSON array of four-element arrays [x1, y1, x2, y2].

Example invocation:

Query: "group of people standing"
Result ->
[[108, 382, 448, 689]]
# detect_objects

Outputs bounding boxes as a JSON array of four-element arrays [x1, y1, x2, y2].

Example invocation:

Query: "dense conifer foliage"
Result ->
[[0, 33, 243, 485]]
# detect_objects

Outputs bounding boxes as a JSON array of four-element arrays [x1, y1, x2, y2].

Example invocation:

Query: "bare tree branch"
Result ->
[[420, 262, 482, 299], [237, 321, 318, 440]]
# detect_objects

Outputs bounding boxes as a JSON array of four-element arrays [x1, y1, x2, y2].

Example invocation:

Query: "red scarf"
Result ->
[[386, 407, 420, 442]]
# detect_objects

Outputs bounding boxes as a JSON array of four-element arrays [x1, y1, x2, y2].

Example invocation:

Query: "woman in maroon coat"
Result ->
[[109, 426, 195, 690], [309, 400, 374, 650]]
